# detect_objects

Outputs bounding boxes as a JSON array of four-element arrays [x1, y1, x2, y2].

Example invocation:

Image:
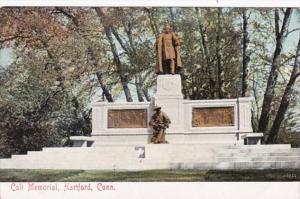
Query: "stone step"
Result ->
[[223, 144, 291, 149], [42, 146, 136, 152], [1, 144, 299, 170], [0, 156, 145, 170], [2, 159, 299, 170], [177, 150, 299, 158], [39, 148, 138, 157], [8, 147, 300, 162], [174, 157, 300, 163], [9, 155, 141, 164], [10, 154, 30, 160], [92, 143, 291, 149], [219, 148, 298, 153], [170, 161, 300, 170], [217, 151, 300, 157], [216, 156, 300, 162], [221, 149, 292, 153], [38, 146, 295, 155], [171, 152, 300, 161]]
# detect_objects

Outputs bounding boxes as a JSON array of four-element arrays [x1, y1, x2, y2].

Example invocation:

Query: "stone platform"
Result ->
[[1, 144, 299, 170]]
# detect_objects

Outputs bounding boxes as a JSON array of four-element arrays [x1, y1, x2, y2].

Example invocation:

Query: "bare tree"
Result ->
[[95, 8, 133, 102], [258, 8, 292, 135], [216, 8, 223, 98], [55, 7, 114, 102], [144, 8, 159, 38], [241, 8, 250, 97], [195, 8, 216, 99], [267, 35, 300, 143]]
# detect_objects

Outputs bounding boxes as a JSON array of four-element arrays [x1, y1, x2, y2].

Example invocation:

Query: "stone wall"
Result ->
[[91, 75, 253, 144]]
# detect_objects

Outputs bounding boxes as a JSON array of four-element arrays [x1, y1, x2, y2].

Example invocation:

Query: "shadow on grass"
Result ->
[[0, 169, 299, 182]]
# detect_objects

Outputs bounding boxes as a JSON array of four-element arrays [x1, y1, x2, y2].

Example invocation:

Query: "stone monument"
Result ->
[[90, 24, 253, 144]]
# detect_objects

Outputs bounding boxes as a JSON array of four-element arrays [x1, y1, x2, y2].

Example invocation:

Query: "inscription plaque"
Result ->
[[192, 107, 234, 127], [108, 109, 147, 128]]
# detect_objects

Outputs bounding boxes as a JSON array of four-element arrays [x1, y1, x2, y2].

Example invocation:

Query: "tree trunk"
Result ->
[[86, 46, 114, 102], [145, 8, 159, 38], [95, 72, 114, 102], [125, 32, 146, 102], [169, 7, 176, 31], [120, 75, 133, 102], [143, 88, 151, 102], [135, 75, 144, 102], [252, 76, 260, 132], [267, 35, 300, 143], [56, 8, 114, 102], [112, 18, 147, 102], [258, 8, 292, 134], [95, 8, 133, 102], [195, 8, 215, 99], [241, 8, 250, 97], [216, 8, 223, 98]]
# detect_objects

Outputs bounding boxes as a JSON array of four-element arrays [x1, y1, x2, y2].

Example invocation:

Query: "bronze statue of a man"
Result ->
[[156, 24, 183, 75], [149, 105, 171, 144]]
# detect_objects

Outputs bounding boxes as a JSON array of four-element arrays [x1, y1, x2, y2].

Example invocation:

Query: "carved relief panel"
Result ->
[[107, 109, 148, 128], [192, 107, 234, 127]]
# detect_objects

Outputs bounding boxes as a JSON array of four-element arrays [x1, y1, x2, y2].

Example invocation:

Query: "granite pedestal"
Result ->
[[91, 75, 253, 145]]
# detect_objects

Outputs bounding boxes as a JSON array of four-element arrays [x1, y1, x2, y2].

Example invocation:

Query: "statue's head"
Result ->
[[164, 24, 172, 33], [154, 105, 161, 113]]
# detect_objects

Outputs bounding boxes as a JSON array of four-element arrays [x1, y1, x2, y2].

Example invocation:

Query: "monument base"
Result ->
[[91, 74, 253, 145], [1, 144, 299, 170]]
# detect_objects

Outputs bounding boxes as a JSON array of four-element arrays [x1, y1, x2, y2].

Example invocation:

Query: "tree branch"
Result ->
[[274, 8, 280, 39], [111, 28, 130, 55], [285, 28, 300, 37], [0, 35, 30, 45]]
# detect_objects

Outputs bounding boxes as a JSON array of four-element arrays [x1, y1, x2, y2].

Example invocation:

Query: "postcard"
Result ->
[[0, 1, 299, 198]]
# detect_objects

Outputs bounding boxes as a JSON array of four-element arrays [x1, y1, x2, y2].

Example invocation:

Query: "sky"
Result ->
[[0, 48, 13, 68], [283, 11, 300, 52]]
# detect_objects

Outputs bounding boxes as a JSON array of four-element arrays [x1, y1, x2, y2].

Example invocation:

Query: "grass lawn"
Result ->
[[0, 169, 299, 182]]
